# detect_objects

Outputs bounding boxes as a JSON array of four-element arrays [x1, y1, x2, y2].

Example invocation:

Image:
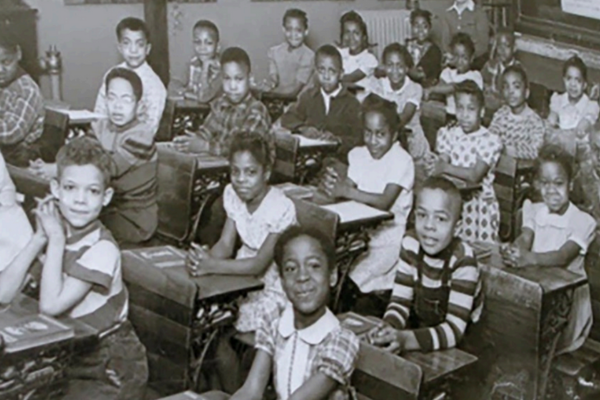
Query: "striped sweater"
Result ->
[[383, 231, 483, 352]]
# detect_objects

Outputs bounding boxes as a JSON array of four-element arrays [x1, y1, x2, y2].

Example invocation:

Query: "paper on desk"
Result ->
[[275, 182, 314, 200], [294, 134, 337, 147], [321, 201, 389, 224], [62, 110, 106, 123]]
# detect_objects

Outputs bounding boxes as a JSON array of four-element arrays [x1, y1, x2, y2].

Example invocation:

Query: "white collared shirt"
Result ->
[[550, 92, 600, 131], [448, 0, 476, 16], [440, 67, 484, 115], [321, 85, 343, 115]]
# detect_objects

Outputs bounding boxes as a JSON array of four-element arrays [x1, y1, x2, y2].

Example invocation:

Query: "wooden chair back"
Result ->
[[38, 108, 68, 162], [155, 143, 197, 245], [291, 197, 338, 240], [353, 343, 421, 400], [273, 130, 299, 183]]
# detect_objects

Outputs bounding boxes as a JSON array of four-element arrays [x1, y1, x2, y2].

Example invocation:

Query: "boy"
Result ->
[[173, 47, 274, 160], [184, 20, 222, 103], [267, 9, 315, 96], [94, 17, 166, 136], [482, 29, 521, 109], [0, 29, 44, 167], [6, 137, 148, 399], [425, 33, 483, 123], [281, 44, 362, 161], [439, 0, 490, 70]]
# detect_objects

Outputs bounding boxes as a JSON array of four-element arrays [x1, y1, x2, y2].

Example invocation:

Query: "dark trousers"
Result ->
[[337, 277, 391, 318]]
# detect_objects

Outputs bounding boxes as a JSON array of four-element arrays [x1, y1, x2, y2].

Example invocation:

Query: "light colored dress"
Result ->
[[222, 184, 297, 332], [338, 47, 379, 101], [436, 125, 503, 243], [347, 143, 415, 293], [0, 151, 32, 272], [522, 200, 596, 354]]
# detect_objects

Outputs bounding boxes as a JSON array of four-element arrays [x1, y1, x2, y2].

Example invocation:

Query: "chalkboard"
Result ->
[[514, 0, 600, 50]]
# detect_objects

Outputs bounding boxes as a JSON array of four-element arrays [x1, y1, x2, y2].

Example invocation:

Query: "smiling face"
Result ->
[[106, 77, 138, 127], [364, 111, 396, 160], [315, 53, 342, 93], [222, 61, 250, 104], [230, 150, 270, 203], [118, 29, 150, 69], [452, 43, 472, 74], [537, 161, 571, 214], [283, 16, 308, 49], [0, 46, 20, 87], [193, 27, 218, 62], [342, 20, 365, 54], [455, 92, 483, 133], [280, 234, 336, 325], [564, 65, 586, 102], [415, 187, 461, 256], [384, 51, 408, 87], [411, 15, 431, 43], [496, 33, 515, 65], [502, 70, 528, 112], [51, 164, 113, 230]]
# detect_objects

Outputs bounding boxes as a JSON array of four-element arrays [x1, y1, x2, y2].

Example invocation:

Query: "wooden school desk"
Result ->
[[339, 312, 478, 400], [276, 183, 394, 312], [473, 242, 586, 400], [0, 294, 99, 399], [121, 246, 263, 395], [156, 143, 230, 247]]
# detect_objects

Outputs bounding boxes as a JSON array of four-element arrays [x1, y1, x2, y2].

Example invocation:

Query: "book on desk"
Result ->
[[0, 313, 74, 354]]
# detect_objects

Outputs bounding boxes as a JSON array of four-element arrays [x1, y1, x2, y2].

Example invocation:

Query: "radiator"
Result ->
[[356, 9, 412, 59]]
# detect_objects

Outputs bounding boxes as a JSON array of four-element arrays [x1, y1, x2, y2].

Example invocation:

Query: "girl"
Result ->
[[371, 43, 431, 169], [322, 94, 415, 317], [426, 80, 503, 243], [547, 56, 599, 160], [188, 131, 297, 332], [488, 65, 545, 160], [338, 11, 378, 94], [502, 144, 596, 354], [231, 226, 359, 400], [406, 9, 442, 88]]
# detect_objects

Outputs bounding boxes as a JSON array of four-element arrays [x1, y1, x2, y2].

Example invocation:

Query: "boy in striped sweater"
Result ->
[[368, 176, 483, 353]]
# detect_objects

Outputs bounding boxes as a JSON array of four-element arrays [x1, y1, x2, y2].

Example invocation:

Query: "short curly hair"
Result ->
[[228, 131, 273, 170], [56, 137, 113, 187], [535, 144, 574, 181], [274, 225, 336, 275]]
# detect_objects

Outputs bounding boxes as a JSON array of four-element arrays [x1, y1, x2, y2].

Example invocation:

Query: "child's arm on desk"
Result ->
[[430, 156, 489, 185], [324, 169, 402, 211]]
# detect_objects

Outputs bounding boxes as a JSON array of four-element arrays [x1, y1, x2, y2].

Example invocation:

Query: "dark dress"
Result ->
[[408, 41, 443, 88]]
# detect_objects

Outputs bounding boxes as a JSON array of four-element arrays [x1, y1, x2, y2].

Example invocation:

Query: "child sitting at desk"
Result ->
[[231, 226, 359, 400], [426, 80, 503, 243], [482, 29, 521, 111], [94, 17, 167, 136], [370, 43, 431, 166], [187, 131, 297, 391], [502, 144, 596, 354], [6, 137, 148, 399], [574, 127, 600, 228], [266, 9, 315, 96], [338, 11, 378, 94], [183, 20, 222, 103], [173, 47, 274, 160], [280, 44, 362, 161], [406, 9, 442, 88], [488, 65, 545, 160], [0, 28, 44, 167], [322, 94, 414, 317], [368, 176, 483, 354], [546, 56, 599, 160], [424, 33, 484, 124], [439, 0, 490, 71]]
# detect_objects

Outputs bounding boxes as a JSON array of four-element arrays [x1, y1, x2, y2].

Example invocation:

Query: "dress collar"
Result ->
[[383, 77, 410, 94], [535, 202, 575, 228], [321, 84, 343, 100], [278, 305, 339, 345]]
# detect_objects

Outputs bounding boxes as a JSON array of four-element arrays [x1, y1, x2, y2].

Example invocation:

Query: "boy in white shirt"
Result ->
[[94, 17, 167, 136]]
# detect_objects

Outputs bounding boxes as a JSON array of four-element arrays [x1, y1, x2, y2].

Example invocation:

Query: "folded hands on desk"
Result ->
[[28, 159, 57, 180], [366, 322, 420, 354], [423, 153, 449, 178], [187, 242, 214, 277], [500, 243, 536, 268]]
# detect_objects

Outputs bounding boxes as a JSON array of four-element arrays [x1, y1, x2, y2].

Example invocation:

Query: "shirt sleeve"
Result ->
[[549, 93, 562, 115], [440, 68, 453, 84], [471, 71, 484, 90], [407, 82, 423, 109], [0, 152, 16, 206], [65, 240, 119, 290], [475, 133, 502, 168], [569, 212, 597, 255], [521, 199, 536, 232], [110, 126, 157, 178], [266, 195, 297, 234], [254, 304, 280, 356], [0, 82, 43, 146], [583, 99, 600, 125], [412, 249, 481, 351], [315, 329, 360, 386], [383, 235, 418, 329], [196, 99, 222, 142], [358, 53, 379, 77], [390, 151, 415, 191]]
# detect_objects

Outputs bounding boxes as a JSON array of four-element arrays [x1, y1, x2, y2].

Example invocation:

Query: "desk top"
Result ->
[[122, 246, 263, 307], [157, 143, 230, 170], [442, 174, 482, 193], [475, 242, 586, 294]]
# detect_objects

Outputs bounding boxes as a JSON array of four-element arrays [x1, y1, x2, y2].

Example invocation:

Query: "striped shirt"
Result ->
[[383, 232, 483, 352], [94, 62, 167, 136], [0, 69, 44, 147]]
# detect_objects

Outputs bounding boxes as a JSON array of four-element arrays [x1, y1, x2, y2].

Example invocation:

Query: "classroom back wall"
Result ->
[[27, 0, 451, 109]]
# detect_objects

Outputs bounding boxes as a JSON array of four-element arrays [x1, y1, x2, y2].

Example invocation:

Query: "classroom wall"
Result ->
[[26, 0, 144, 109], [25, 0, 452, 109]]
